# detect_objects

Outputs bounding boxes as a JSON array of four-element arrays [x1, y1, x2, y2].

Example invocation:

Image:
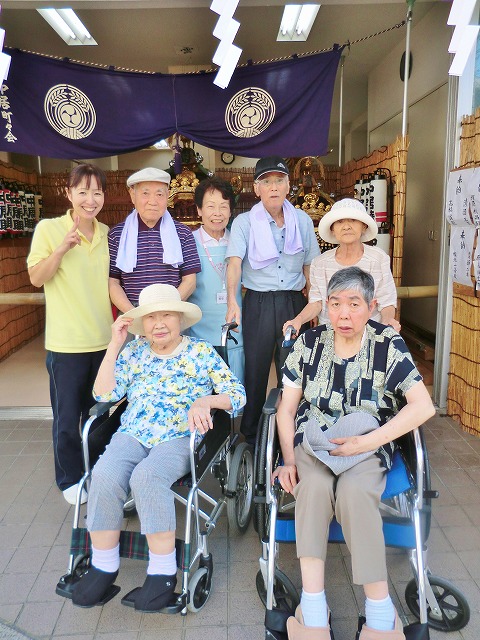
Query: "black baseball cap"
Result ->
[[254, 156, 289, 181]]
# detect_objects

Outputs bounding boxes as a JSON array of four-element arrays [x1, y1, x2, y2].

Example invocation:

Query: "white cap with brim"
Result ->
[[127, 167, 171, 188], [318, 198, 378, 245], [121, 284, 202, 335]]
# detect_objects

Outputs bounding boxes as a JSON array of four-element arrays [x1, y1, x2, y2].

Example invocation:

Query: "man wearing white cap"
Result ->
[[108, 167, 201, 312]]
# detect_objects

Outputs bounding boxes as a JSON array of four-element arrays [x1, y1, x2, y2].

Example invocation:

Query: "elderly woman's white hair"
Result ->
[[326, 266, 376, 306]]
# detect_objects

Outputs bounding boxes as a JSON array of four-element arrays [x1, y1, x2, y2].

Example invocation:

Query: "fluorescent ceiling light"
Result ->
[[277, 4, 321, 42], [37, 8, 97, 46]]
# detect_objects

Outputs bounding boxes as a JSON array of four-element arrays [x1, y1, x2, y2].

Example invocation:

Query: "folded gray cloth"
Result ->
[[302, 413, 379, 475]]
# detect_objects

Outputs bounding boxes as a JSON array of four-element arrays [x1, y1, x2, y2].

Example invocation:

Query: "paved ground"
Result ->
[[1, 412, 480, 640]]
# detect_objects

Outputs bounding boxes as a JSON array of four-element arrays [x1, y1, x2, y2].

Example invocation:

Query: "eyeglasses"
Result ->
[[256, 177, 288, 187]]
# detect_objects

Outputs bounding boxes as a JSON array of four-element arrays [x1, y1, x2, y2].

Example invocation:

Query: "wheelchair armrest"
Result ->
[[262, 388, 283, 415], [89, 401, 119, 418]]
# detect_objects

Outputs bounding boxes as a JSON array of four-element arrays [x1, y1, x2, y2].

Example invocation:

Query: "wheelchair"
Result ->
[[56, 323, 254, 615], [254, 387, 470, 640]]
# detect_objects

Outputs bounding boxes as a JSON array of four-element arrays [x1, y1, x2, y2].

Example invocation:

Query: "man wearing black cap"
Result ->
[[225, 156, 320, 445]]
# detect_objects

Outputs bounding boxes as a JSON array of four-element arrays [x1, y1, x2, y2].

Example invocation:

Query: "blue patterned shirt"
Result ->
[[95, 336, 246, 447], [282, 320, 422, 469]]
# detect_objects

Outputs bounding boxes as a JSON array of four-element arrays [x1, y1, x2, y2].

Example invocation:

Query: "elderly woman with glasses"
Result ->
[[273, 267, 435, 640], [71, 284, 245, 612]]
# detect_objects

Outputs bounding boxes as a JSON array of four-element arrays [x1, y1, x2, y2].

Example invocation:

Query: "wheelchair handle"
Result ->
[[282, 324, 297, 349], [221, 321, 239, 347]]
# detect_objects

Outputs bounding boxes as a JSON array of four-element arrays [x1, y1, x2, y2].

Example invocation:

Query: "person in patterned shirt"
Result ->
[[72, 284, 245, 611], [273, 267, 434, 640]]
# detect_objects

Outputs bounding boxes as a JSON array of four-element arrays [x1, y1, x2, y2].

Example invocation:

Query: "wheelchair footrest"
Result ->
[[265, 607, 291, 634], [404, 622, 430, 640], [56, 572, 120, 605], [265, 629, 288, 640], [121, 587, 184, 613], [56, 572, 81, 599]]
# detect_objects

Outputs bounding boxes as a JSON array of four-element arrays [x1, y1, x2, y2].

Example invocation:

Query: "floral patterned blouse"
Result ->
[[95, 336, 246, 448], [282, 320, 422, 469]]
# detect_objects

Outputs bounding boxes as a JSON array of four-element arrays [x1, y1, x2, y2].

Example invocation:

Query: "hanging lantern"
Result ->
[[371, 170, 388, 227], [371, 168, 392, 255]]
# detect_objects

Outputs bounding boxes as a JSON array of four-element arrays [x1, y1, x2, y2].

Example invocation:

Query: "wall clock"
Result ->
[[221, 152, 235, 165]]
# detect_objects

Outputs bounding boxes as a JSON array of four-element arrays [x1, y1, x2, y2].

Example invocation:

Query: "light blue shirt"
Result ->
[[225, 208, 320, 291]]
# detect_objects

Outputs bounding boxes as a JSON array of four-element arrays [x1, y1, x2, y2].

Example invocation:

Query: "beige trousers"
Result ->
[[293, 443, 388, 585]]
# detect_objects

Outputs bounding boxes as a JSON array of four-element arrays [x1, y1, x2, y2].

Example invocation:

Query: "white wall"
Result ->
[[367, 3, 451, 335], [368, 3, 451, 136]]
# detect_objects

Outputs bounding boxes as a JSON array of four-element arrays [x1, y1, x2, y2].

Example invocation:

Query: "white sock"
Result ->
[[300, 589, 328, 627], [365, 595, 395, 631], [91, 544, 120, 573], [147, 549, 177, 576]]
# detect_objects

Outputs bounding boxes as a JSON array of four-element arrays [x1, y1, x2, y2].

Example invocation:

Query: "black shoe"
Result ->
[[134, 574, 177, 612], [72, 566, 119, 608]]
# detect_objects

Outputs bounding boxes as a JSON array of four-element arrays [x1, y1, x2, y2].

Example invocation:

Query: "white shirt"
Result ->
[[195, 226, 229, 247]]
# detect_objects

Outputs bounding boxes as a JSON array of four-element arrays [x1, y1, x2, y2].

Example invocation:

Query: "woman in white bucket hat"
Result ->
[[71, 283, 245, 612], [283, 198, 399, 335]]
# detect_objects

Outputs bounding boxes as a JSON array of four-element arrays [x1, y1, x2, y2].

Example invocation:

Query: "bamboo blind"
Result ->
[[340, 135, 409, 288], [448, 286, 480, 436], [446, 106, 480, 435]]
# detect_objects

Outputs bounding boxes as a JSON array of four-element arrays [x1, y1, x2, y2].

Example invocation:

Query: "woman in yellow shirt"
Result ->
[[27, 164, 113, 505]]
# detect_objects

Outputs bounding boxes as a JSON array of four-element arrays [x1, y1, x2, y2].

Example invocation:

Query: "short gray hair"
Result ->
[[327, 266, 375, 305]]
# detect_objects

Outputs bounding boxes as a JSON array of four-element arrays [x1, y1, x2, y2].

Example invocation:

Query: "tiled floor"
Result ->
[[0, 412, 480, 640]]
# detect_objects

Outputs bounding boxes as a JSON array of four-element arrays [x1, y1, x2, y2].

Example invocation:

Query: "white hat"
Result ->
[[127, 167, 171, 188], [318, 198, 378, 244], [121, 284, 202, 335]]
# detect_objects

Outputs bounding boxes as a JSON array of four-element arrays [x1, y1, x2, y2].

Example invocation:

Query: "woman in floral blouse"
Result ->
[[273, 267, 434, 640], [72, 284, 245, 611]]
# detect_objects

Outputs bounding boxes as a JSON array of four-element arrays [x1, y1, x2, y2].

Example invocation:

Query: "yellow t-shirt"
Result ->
[[27, 211, 113, 353]]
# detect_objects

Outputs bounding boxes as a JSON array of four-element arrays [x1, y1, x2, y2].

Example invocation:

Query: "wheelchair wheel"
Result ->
[[256, 568, 299, 613], [405, 575, 470, 631], [227, 442, 254, 535], [187, 567, 211, 613]]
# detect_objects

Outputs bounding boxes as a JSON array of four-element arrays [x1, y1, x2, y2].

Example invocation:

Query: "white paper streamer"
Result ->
[[450, 225, 476, 287]]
